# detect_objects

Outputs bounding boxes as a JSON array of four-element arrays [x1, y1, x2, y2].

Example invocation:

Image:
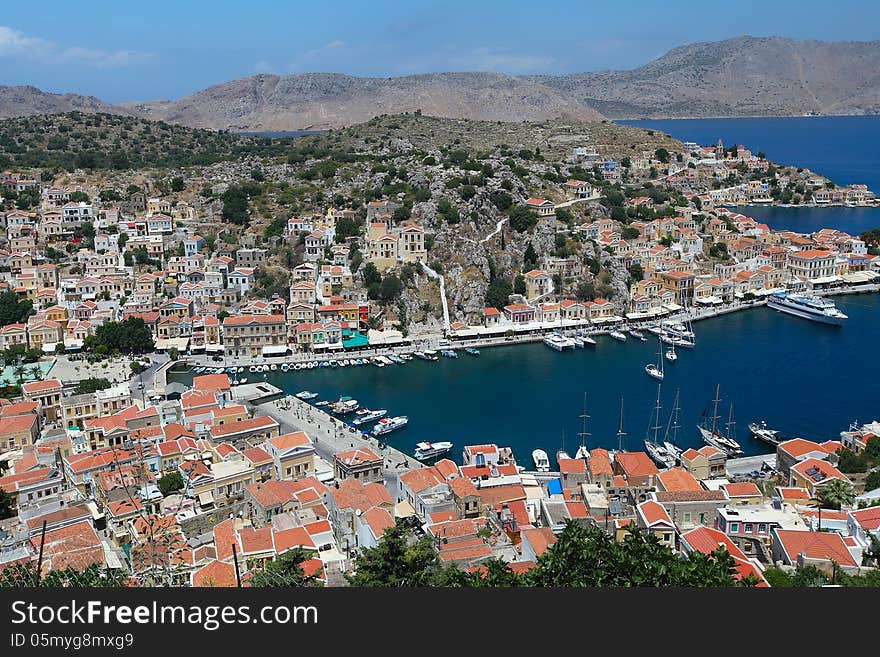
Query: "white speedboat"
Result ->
[[414, 441, 453, 460], [532, 449, 550, 472], [609, 330, 627, 342], [543, 333, 573, 351], [270, 364, 277, 371], [372, 415, 409, 436], [665, 341, 678, 362]]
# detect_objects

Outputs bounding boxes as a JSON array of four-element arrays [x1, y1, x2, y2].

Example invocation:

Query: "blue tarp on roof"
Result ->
[[547, 478, 563, 496]]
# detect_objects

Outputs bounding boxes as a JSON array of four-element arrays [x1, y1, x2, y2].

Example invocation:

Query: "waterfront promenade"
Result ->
[[180, 282, 879, 370], [252, 394, 424, 478]]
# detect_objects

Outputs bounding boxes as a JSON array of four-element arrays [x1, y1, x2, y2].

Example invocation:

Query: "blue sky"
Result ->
[[2, 0, 879, 102]]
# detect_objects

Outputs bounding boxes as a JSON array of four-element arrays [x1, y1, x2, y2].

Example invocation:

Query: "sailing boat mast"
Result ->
[[650, 383, 662, 445], [725, 402, 736, 443], [577, 392, 591, 455], [710, 383, 722, 437], [616, 397, 627, 452], [665, 387, 681, 446]]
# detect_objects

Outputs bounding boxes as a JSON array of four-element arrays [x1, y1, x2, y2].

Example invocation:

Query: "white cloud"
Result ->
[[0, 24, 151, 68], [391, 45, 557, 76], [252, 60, 276, 74], [289, 40, 347, 70]]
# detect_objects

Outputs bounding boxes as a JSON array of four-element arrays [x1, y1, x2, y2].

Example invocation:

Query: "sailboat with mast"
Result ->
[[665, 338, 677, 362], [663, 387, 684, 464], [644, 382, 676, 468], [575, 392, 591, 460], [556, 428, 571, 465], [697, 384, 743, 456], [645, 336, 665, 380], [612, 397, 627, 455]]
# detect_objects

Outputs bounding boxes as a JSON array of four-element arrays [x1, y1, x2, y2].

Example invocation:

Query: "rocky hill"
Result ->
[[0, 86, 134, 120], [533, 36, 880, 118], [0, 112, 290, 170], [123, 72, 605, 131]]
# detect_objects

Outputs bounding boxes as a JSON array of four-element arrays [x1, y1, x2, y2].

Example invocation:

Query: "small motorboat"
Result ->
[[609, 330, 627, 342], [464, 347, 480, 356]]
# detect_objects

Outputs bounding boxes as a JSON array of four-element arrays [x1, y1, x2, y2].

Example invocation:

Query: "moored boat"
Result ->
[[609, 330, 627, 342], [532, 449, 550, 472], [353, 409, 388, 425], [414, 441, 454, 460], [767, 291, 848, 326], [372, 415, 409, 436], [331, 396, 359, 414], [464, 347, 480, 356], [748, 420, 786, 446]]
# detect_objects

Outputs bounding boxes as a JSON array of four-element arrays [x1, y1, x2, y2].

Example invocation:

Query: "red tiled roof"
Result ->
[[773, 529, 857, 567]]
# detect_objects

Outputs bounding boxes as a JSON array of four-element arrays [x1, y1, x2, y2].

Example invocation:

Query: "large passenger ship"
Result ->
[[767, 292, 848, 326]]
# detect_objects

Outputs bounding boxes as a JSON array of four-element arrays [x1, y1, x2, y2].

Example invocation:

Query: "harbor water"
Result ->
[[173, 294, 879, 467]]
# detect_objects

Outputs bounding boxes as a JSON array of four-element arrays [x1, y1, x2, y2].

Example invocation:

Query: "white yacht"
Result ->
[[767, 292, 848, 326], [414, 441, 453, 460], [372, 415, 409, 436], [609, 330, 627, 342]]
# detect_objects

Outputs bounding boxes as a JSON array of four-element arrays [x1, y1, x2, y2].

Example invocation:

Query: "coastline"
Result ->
[[178, 284, 880, 371]]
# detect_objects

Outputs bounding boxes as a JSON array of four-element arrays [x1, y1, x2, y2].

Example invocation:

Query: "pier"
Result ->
[[252, 395, 424, 480]]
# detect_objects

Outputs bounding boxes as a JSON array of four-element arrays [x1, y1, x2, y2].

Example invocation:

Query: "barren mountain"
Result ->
[[0, 85, 135, 119], [121, 72, 605, 131], [533, 36, 880, 118], [7, 36, 880, 128]]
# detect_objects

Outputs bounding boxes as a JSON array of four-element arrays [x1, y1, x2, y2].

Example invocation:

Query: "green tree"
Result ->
[[523, 242, 538, 270], [74, 378, 112, 394], [865, 470, 880, 492], [489, 190, 513, 211], [524, 521, 738, 587], [0, 290, 34, 325], [622, 226, 641, 240], [170, 177, 185, 192], [816, 479, 855, 510], [83, 317, 154, 355], [158, 471, 184, 496], [251, 548, 322, 587], [509, 206, 538, 233], [628, 263, 644, 282], [762, 568, 793, 588], [513, 274, 526, 296], [362, 262, 382, 288], [555, 208, 574, 226], [835, 448, 867, 473], [485, 278, 513, 309], [380, 274, 403, 301], [789, 565, 829, 587], [346, 520, 440, 586], [221, 186, 251, 225], [0, 487, 12, 519]]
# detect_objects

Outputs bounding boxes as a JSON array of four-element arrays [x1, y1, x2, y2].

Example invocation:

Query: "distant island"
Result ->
[[4, 36, 880, 131]]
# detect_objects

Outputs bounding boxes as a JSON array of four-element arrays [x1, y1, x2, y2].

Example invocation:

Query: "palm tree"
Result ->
[[12, 365, 26, 386], [29, 365, 43, 381], [815, 479, 855, 511]]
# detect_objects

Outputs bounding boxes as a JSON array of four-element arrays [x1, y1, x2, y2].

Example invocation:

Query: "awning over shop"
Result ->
[[197, 491, 214, 508], [261, 344, 289, 356], [842, 271, 879, 284], [205, 343, 224, 352], [154, 337, 189, 351], [368, 329, 405, 345], [809, 276, 842, 285], [694, 295, 723, 304]]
